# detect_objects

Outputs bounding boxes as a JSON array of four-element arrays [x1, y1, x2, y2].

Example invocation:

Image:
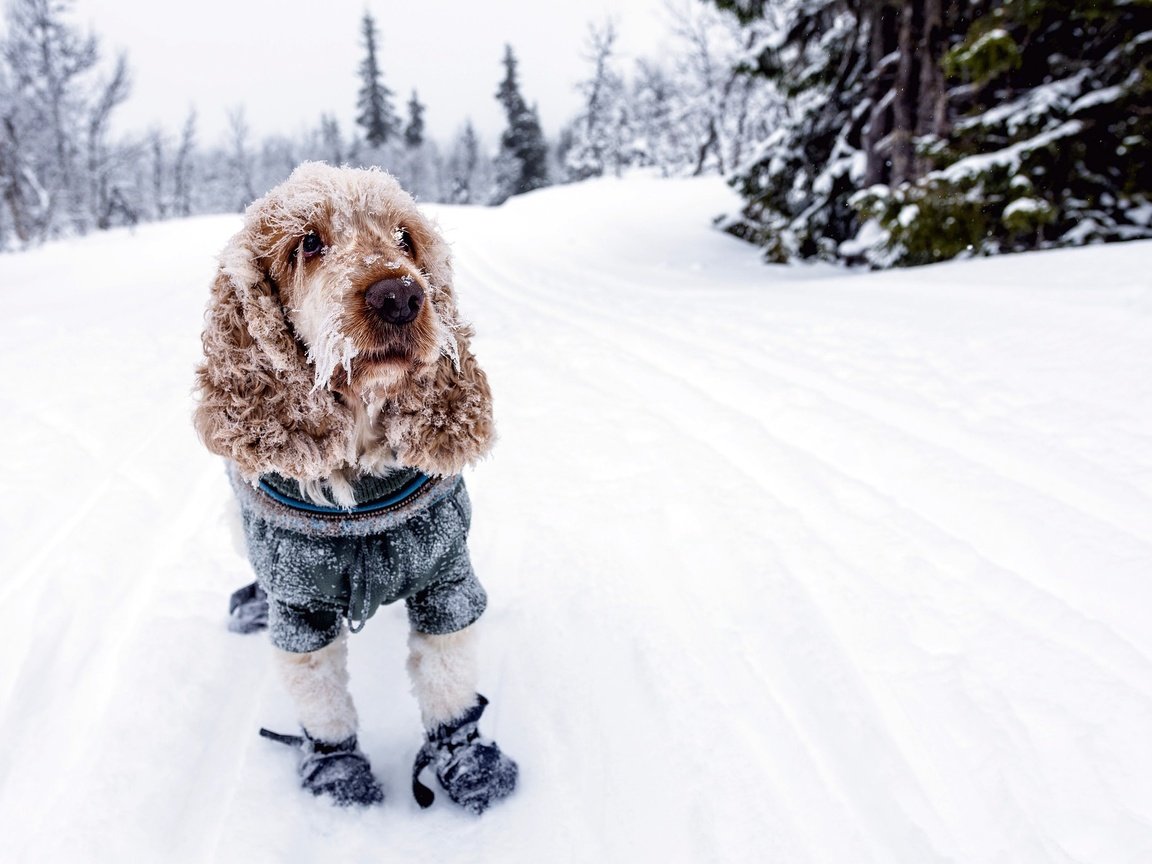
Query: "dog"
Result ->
[[193, 162, 517, 812]]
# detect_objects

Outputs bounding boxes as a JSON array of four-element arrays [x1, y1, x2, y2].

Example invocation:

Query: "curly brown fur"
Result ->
[[193, 163, 494, 484]]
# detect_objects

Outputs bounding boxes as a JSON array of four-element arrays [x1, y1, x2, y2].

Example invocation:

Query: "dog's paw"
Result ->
[[300, 735, 384, 807], [261, 729, 384, 807], [412, 694, 518, 814]]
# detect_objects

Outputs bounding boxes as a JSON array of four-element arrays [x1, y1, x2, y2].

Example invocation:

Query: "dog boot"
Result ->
[[260, 728, 384, 806], [411, 694, 518, 814], [228, 581, 268, 634]]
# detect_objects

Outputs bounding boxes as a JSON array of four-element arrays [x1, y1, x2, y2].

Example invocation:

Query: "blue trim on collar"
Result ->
[[256, 473, 432, 515]]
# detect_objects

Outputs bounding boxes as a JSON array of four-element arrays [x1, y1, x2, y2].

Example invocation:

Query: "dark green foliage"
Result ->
[[923, 0, 1152, 257], [713, 0, 1152, 267], [853, 178, 995, 267]]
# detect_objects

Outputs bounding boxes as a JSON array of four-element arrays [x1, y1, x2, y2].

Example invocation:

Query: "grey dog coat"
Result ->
[[229, 464, 487, 653]]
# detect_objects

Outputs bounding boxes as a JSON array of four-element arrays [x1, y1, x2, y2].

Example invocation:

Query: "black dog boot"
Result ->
[[228, 581, 269, 634], [411, 694, 518, 814], [260, 728, 384, 807]]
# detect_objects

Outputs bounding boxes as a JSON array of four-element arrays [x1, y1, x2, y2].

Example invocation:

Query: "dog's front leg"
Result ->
[[407, 625, 518, 814], [271, 631, 384, 806], [274, 631, 359, 741], [407, 626, 481, 727]]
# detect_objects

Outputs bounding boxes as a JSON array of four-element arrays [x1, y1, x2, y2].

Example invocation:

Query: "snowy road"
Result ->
[[1, 176, 1150, 863]]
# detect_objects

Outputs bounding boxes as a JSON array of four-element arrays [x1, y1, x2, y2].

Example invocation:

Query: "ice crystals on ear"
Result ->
[[436, 297, 462, 373]]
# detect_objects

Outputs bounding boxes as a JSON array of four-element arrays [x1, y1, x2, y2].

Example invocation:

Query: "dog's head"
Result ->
[[194, 163, 493, 482]]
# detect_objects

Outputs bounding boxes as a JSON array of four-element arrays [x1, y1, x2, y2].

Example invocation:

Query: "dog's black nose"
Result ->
[[365, 278, 424, 326]]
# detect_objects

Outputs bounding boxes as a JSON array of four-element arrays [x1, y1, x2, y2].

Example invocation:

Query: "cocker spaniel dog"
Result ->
[[193, 162, 517, 812]]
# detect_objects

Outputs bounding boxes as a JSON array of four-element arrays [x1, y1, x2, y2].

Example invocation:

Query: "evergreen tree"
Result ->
[[709, 0, 875, 262], [494, 44, 549, 203], [355, 12, 398, 147], [404, 90, 425, 149]]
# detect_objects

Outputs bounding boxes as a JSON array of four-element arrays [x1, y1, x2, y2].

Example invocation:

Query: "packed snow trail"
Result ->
[[1, 176, 1150, 863]]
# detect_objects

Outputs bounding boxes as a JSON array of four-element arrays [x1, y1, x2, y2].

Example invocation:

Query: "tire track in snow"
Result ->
[[451, 234, 1152, 859], [456, 237, 1152, 668], [0, 398, 194, 608], [458, 233, 1152, 550], [450, 244, 995, 860]]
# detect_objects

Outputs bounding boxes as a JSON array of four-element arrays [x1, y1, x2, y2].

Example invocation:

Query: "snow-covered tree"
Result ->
[[707, 0, 876, 262], [86, 53, 132, 229], [856, 0, 1152, 265], [318, 114, 345, 165], [563, 21, 631, 181], [628, 59, 684, 173], [224, 106, 257, 212], [171, 109, 196, 217], [0, 0, 132, 242], [713, 0, 1152, 267], [446, 120, 493, 204], [493, 45, 549, 203], [664, 1, 770, 177], [355, 11, 399, 147]]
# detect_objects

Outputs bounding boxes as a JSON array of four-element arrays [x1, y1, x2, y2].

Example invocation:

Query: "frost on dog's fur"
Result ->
[[193, 162, 494, 482]]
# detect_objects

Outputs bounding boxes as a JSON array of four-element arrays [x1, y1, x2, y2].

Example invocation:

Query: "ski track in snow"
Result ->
[[1, 177, 1151, 863]]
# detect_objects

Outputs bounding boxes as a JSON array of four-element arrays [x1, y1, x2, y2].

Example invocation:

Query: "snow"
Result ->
[[1002, 197, 1046, 218], [935, 120, 1085, 183], [1069, 84, 1125, 115], [954, 71, 1087, 135], [2, 175, 1152, 863], [838, 216, 888, 258]]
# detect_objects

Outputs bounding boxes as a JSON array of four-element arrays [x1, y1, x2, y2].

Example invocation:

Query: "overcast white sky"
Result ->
[[68, 0, 673, 149]]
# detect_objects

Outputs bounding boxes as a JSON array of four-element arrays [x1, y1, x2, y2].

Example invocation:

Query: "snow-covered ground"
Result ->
[[1, 175, 1151, 863]]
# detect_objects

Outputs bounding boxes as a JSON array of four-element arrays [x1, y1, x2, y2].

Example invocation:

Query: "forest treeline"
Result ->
[[0, 1, 763, 248], [1, 0, 1149, 268]]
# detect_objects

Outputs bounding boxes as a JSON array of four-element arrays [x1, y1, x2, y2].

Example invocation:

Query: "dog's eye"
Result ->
[[301, 232, 324, 259], [394, 227, 414, 257]]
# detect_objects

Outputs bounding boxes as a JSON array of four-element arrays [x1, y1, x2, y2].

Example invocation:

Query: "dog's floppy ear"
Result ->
[[388, 322, 496, 477], [193, 230, 353, 481], [384, 238, 494, 476]]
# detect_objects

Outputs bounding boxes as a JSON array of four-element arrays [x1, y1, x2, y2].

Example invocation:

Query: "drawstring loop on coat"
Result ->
[[347, 543, 372, 633]]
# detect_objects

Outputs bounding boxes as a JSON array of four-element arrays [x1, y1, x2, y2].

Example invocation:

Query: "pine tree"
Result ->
[[404, 90, 425, 149], [355, 12, 398, 147], [709, 0, 876, 262], [494, 45, 549, 203]]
